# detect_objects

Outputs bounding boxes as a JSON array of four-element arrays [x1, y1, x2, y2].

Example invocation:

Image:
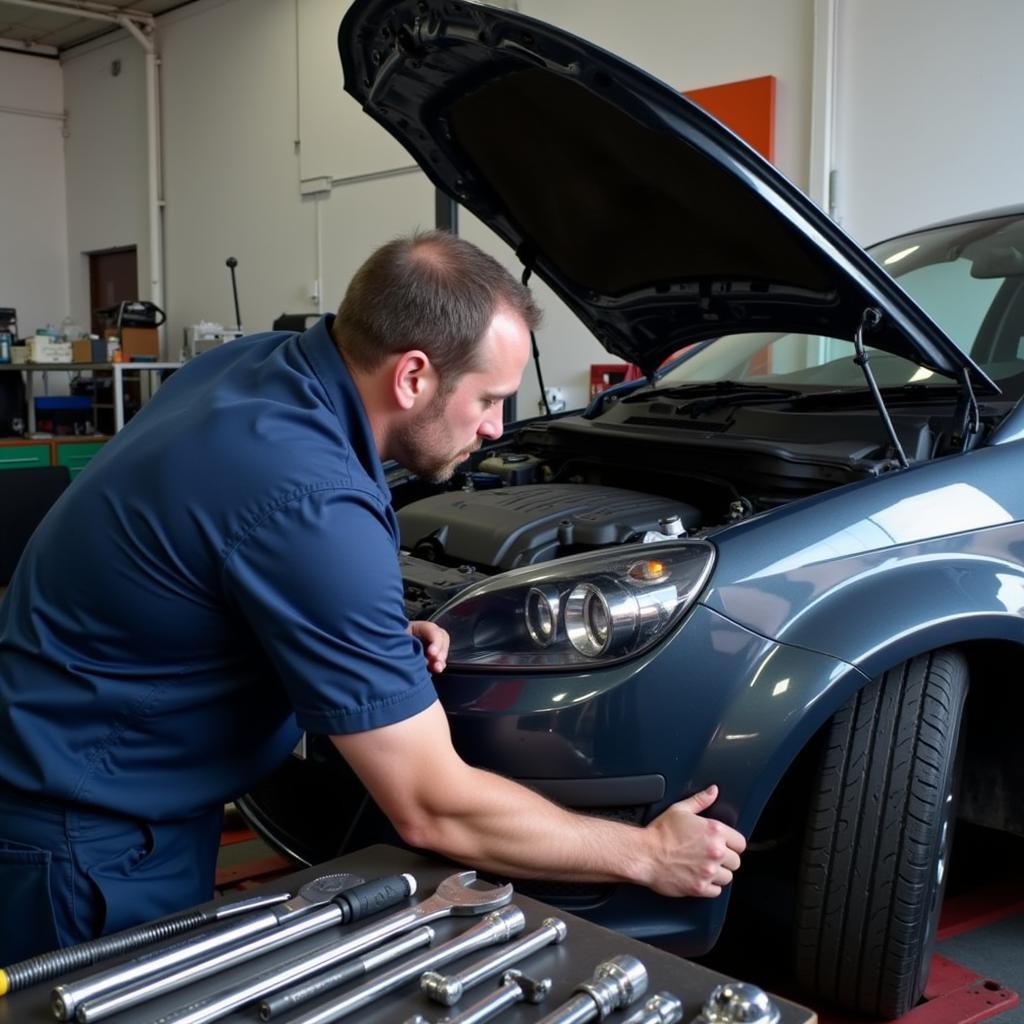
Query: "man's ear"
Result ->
[[391, 350, 437, 411]]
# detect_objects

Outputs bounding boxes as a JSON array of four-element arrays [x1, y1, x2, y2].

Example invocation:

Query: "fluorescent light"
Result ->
[[883, 245, 920, 266]]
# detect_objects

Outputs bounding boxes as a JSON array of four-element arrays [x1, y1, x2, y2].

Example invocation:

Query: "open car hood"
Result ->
[[338, 0, 995, 390]]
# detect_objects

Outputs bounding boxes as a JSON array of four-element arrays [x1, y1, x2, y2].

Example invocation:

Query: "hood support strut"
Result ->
[[853, 307, 910, 469]]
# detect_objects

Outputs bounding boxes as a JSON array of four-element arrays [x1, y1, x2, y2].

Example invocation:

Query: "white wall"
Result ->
[[63, 34, 149, 332], [833, 0, 1024, 245], [0, 50, 68, 337]]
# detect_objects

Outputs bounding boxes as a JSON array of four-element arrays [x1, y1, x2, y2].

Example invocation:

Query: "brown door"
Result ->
[[89, 247, 138, 335]]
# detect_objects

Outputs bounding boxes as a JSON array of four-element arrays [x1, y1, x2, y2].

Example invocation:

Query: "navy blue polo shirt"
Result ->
[[0, 316, 438, 821]]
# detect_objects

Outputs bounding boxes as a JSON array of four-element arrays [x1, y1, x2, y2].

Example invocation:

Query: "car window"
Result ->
[[657, 212, 1024, 395], [889, 258, 1001, 355]]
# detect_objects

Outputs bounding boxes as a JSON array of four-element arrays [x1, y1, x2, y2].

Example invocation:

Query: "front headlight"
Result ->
[[432, 540, 715, 669]]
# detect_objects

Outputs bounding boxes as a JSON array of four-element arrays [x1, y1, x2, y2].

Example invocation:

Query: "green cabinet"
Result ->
[[0, 443, 50, 471], [55, 441, 106, 480], [0, 439, 107, 478]]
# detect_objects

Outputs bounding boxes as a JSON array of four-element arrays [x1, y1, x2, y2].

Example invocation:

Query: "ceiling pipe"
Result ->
[[116, 15, 165, 328], [0, 0, 152, 25]]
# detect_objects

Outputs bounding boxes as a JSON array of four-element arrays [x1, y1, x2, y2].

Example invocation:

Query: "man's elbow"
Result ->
[[389, 807, 445, 854]]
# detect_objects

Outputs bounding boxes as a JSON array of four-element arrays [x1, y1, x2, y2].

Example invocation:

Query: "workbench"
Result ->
[[1, 845, 817, 1024]]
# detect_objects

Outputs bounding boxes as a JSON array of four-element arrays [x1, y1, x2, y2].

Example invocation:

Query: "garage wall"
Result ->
[[0, 50, 68, 337], [833, 0, 1024, 246], [62, 34, 149, 333], [52, 0, 1023, 411], [57, 0, 815, 409]]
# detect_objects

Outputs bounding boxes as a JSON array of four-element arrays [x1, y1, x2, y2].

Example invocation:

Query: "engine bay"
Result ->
[[395, 384, 993, 618]]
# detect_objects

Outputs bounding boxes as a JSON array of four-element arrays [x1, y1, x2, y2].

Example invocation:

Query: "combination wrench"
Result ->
[[59, 874, 414, 1023], [408, 970, 552, 1024], [272, 905, 525, 1024], [421, 917, 567, 1005], [535, 955, 648, 1024]]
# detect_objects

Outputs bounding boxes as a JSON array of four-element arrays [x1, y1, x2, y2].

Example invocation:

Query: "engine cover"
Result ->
[[397, 483, 700, 570]]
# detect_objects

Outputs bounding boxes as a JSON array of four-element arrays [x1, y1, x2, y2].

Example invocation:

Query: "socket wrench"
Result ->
[[63, 874, 415, 1023], [421, 917, 567, 1005], [49, 871, 362, 1021], [535, 955, 648, 1024], [280, 905, 525, 1024]]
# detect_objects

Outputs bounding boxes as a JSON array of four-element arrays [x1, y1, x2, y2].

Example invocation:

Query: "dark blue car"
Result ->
[[240, 2, 1024, 1016]]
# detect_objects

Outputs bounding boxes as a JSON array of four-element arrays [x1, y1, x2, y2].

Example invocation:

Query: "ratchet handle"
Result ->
[[333, 873, 416, 924]]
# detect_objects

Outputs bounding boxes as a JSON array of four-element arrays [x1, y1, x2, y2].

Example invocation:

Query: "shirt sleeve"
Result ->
[[221, 485, 438, 734]]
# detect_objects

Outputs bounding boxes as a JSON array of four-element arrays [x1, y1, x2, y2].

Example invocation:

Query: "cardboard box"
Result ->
[[72, 338, 108, 363], [120, 327, 160, 360], [28, 337, 73, 363]]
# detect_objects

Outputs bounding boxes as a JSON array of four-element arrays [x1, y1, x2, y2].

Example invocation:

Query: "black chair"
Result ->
[[0, 466, 71, 584]]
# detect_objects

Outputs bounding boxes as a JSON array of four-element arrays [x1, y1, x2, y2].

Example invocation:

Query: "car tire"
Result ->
[[794, 649, 968, 1018]]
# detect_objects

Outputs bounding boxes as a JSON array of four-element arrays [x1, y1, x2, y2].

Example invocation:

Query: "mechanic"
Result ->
[[0, 231, 746, 962]]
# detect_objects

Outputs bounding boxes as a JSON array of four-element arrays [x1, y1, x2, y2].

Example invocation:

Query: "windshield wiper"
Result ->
[[649, 380, 801, 413]]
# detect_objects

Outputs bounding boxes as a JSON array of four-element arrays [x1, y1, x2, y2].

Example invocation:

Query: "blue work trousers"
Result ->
[[0, 786, 222, 963]]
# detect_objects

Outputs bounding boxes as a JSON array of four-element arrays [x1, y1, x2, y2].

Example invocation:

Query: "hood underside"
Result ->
[[339, 0, 994, 391]]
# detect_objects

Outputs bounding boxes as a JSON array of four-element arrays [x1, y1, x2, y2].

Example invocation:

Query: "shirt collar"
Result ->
[[297, 314, 391, 501]]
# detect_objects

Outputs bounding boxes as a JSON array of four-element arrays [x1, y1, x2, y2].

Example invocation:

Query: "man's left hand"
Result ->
[[408, 620, 449, 674]]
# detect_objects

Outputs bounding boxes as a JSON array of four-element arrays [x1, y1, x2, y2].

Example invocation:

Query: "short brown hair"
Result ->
[[332, 231, 541, 386]]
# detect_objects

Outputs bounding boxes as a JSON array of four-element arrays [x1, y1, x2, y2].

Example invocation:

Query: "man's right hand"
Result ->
[[643, 784, 746, 898]]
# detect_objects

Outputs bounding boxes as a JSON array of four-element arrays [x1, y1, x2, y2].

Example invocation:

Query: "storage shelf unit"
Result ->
[[0, 362, 180, 434]]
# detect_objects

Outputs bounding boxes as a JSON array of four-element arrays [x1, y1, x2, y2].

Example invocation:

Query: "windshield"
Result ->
[[658, 212, 1024, 398]]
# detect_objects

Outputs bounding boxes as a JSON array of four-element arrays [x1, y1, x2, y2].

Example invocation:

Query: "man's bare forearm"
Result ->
[[331, 704, 744, 898]]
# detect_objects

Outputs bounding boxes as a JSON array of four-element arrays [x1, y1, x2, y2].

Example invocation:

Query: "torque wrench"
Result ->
[[71, 870, 509, 1023], [693, 983, 780, 1024], [409, 970, 552, 1024], [421, 917, 567, 1005], [279, 905, 526, 1024], [141, 925, 435, 1024], [0, 889, 294, 997], [535, 955, 648, 1024], [57, 873, 412, 1023], [620, 992, 684, 1024]]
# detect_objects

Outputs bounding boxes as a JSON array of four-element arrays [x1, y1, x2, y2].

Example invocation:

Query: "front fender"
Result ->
[[708, 522, 1024, 677]]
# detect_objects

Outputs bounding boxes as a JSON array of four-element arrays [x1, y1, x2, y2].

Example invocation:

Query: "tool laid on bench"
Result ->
[[54, 873, 410, 1022], [142, 926, 436, 1024], [0, 888, 295, 997], [420, 917, 567, 1006], [410, 970, 552, 1024], [535, 956, 648, 1024], [620, 992, 684, 1024], [279, 905, 525, 1024]]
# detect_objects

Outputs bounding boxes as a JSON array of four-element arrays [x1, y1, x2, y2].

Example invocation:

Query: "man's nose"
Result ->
[[479, 406, 504, 440]]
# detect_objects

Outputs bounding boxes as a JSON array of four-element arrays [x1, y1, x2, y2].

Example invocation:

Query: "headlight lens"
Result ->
[[432, 540, 715, 669]]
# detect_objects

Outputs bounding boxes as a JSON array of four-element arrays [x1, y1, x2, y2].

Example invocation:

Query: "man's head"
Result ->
[[334, 231, 542, 481], [333, 230, 540, 396]]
